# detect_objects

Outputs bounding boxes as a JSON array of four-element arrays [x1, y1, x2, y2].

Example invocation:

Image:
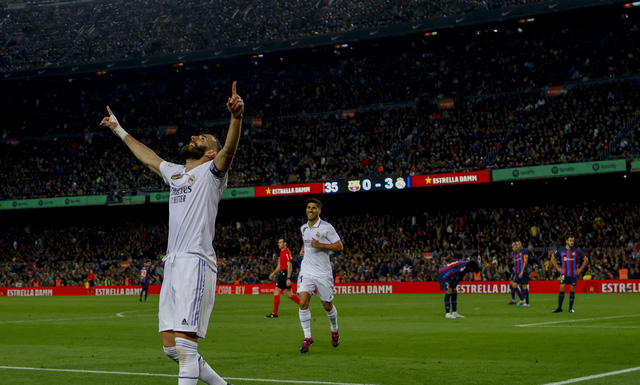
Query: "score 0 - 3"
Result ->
[[324, 177, 408, 193]]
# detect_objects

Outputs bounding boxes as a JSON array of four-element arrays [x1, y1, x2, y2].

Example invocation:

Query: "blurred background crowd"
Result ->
[[1, 199, 638, 287], [1, 1, 639, 289]]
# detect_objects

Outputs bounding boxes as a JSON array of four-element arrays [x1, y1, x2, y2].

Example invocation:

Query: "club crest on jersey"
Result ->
[[348, 180, 361, 192], [316, 232, 320, 238], [188, 175, 196, 184], [171, 174, 182, 180]]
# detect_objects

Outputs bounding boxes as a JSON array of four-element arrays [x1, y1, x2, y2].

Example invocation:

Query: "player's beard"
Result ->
[[179, 144, 206, 160]]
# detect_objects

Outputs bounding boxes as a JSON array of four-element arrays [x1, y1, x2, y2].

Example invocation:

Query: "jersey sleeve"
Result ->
[[209, 160, 227, 178], [325, 224, 341, 244], [159, 161, 182, 185], [208, 161, 228, 192]]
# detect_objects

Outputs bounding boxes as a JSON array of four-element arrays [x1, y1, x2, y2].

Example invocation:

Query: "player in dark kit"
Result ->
[[436, 260, 480, 319], [265, 238, 301, 318], [512, 240, 531, 307], [551, 235, 588, 313], [140, 262, 152, 302]]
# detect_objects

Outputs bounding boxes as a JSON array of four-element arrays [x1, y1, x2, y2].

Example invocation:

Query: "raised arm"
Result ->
[[214, 81, 244, 172], [100, 106, 164, 176]]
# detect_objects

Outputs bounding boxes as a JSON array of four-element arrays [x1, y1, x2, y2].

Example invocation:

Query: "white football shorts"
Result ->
[[159, 254, 217, 338], [296, 272, 335, 303]]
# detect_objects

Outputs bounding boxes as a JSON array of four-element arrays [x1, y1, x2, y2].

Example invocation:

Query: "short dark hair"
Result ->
[[205, 133, 222, 152], [306, 198, 322, 209], [565, 234, 574, 241], [466, 260, 479, 272]]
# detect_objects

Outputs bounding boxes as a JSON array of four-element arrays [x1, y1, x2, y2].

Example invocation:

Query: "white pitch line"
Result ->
[[0, 310, 154, 324], [515, 314, 640, 327], [0, 366, 382, 385], [541, 366, 640, 385], [532, 325, 640, 329], [116, 309, 155, 318]]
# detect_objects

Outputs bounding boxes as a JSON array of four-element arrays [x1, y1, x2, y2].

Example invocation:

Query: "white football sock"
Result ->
[[326, 305, 339, 332], [198, 354, 228, 385], [165, 345, 226, 385], [175, 338, 199, 385], [299, 308, 312, 338], [163, 346, 179, 363]]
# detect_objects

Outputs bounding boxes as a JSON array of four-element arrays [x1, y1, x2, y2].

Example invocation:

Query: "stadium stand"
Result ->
[[1, 0, 565, 72], [2, 200, 639, 286]]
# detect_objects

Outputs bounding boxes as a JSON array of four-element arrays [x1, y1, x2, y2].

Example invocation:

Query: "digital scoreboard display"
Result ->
[[323, 176, 410, 194]]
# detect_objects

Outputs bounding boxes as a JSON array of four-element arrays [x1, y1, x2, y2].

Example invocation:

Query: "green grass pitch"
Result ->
[[1, 293, 639, 385]]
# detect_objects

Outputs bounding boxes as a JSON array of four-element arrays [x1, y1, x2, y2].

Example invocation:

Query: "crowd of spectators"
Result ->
[[2, 200, 639, 287], [1, 0, 561, 72], [3, 14, 640, 199], [2, 80, 638, 199]]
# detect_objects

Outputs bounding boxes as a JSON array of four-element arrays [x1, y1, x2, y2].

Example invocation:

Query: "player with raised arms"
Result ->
[[100, 82, 243, 385]]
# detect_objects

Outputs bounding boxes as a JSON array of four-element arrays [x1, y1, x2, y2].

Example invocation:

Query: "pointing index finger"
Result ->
[[232, 81, 237, 96], [106, 106, 113, 116]]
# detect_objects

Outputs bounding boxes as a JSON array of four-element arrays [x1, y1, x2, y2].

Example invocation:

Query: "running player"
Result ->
[[551, 235, 588, 313], [265, 238, 301, 318], [298, 198, 343, 353], [101, 81, 243, 385], [436, 259, 480, 319]]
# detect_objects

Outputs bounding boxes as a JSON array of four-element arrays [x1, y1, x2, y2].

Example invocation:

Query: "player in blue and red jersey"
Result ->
[[550, 235, 588, 313], [436, 259, 480, 319], [512, 240, 531, 307], [508, 242, 523, 305], [140, 261, 152, 302]]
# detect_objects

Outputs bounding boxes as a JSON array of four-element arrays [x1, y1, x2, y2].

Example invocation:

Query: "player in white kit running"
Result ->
[[297, 198, 344, 353], [100, 82, 244, 385]]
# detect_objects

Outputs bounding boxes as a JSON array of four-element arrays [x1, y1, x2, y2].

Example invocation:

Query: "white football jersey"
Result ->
[[160, 160, 227, 272], [300, 218, 341, 277]]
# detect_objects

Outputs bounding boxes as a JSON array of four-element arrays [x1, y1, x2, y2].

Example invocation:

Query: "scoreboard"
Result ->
[[252, 171, 490, 198], [323, 176, 410, 194]]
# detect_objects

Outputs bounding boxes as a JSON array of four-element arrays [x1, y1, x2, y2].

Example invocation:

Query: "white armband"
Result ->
[[110, 114, 129, 140]]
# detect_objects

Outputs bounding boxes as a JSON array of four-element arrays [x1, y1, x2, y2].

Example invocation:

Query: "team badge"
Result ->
[[171, 174, 182, 180], [348, 180, 361, 192], [316, 232, 320, 238], [188, 175, 196, 184]]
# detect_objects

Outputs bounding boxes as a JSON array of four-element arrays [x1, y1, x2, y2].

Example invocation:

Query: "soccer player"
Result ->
[[551, 235, 589, 313], [512, 240, 531, 307], [297, 198, 344, 353], [507, 242, 522, 305], [265, 238, 301, 318], [140, 261, 152, 302], [436, 259, 480, 319], [101, 82, 243, 385]]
